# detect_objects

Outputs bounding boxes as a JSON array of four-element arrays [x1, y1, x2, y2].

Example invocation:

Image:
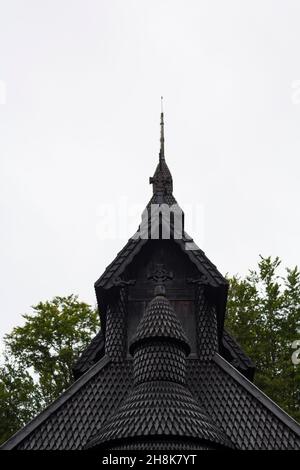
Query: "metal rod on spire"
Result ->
[[160, 96, 165, 163]]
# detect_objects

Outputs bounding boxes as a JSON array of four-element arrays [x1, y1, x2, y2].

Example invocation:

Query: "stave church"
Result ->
[[2, 110, 300, 450]]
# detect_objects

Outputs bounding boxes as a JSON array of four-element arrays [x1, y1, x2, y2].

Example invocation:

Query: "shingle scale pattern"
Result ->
[[133, 342, 187, 385], [195, 286, 218, 360], [13, 356, 300, 450], [105, 288, 127, 361], [187, 359, 300, 450], [17, 361, 133, 450], [130, 294, 190, 354], [86, 382, 233, 449]]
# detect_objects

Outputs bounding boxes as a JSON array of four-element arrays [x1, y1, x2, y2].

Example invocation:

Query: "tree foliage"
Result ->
[[0, 295, 99, 445], [226, 256, 300, 422]]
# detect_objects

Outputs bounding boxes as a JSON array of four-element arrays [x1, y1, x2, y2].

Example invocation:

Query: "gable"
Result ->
[[95, 233, 229, 339]]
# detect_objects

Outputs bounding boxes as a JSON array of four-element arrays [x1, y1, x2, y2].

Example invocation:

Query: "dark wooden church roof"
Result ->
[[2, 111, 300, 450]]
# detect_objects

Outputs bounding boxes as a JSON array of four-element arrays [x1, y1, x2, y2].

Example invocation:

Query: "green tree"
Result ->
[[0, 295, 100, 445], [0, 361, 43, 444], [226, 256, 300, 422]]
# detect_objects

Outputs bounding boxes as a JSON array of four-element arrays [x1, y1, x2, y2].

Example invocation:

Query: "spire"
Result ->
[[159, 96, 165, 163], [149, 100, 174, 201]]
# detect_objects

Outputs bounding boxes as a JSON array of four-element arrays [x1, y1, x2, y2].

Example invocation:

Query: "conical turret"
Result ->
[[86, 286, 233, 450]]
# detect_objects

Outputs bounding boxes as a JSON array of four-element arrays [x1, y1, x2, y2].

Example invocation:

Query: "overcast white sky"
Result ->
[[1, 0, 300, 340]]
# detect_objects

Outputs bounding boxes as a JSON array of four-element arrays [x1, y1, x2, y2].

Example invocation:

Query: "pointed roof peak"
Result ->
[[129, 289, 190, 356], [159, 97, 165, 163], [149, 101, 174, 199]]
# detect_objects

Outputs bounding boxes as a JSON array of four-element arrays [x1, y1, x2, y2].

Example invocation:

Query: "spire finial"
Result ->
[[149, 99, 173, 196], [159, 97, 165, 163]]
